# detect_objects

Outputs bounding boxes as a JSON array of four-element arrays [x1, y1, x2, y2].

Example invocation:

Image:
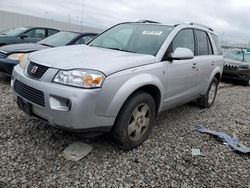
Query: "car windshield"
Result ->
[[224, 50, 250, 62], [89, 23, 173, 56], [38, 31, 80, 47], [0, 27, 29, 36]]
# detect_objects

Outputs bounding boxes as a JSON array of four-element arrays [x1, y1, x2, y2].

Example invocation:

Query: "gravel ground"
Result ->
[[0, 77, 249, 188]]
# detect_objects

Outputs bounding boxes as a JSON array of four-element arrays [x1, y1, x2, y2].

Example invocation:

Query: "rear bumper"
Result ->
[[0, 58, 18, 76], [11, 65, 115, 132], [222, 68, 250, 82]]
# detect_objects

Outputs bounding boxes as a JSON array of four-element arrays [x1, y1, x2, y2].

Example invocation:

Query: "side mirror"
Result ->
[[20, 35, 28, 39], [170, 47, 194, 61]]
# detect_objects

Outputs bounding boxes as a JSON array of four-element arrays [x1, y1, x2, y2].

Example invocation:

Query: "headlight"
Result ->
[[7, 53, 25, 61], [53, 69, 105, 88], [19, 53, 30, 69]]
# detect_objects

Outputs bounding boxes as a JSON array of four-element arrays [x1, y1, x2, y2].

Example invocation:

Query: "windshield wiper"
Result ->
[[106, 47, 135, 53], [89, 45, 135, 53], [39, 43, 54, 47]]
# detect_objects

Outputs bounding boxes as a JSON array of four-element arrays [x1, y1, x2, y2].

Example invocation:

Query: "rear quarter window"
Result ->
[[211, 34, 222, 55]]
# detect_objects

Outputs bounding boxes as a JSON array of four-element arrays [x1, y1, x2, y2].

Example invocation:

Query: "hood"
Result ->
[[0, 43, 49, 54], [224, 58, 245, 65], [29, 45, 156, 75]]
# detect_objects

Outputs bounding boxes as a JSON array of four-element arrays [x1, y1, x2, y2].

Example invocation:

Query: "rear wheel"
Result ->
[[197, 77, 219, 108], [111, 92, 155, 150]]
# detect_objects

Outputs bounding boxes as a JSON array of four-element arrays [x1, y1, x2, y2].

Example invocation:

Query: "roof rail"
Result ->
[[189, 22, 214, 31], [136, 20, 161, 24]]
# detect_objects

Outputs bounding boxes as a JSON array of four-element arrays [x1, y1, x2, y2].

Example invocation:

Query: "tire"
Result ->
[[110, 91, 155, 150], [197, 77, 219, 108]]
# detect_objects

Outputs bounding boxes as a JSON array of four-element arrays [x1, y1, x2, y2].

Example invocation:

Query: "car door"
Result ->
[[194, 29, 215, 92], [17, 28, 46, 43], [163, 29, 199, 108]]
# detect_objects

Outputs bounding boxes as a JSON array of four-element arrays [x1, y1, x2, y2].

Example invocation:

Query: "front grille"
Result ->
[[14, 80, 45, 107], [27, 62, 49, 79], [224, 63, 238, 70], [0, 52, 7, 58]]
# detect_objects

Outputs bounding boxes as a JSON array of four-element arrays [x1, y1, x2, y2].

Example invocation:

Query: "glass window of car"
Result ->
[[38, 31, 80, 47], [89, 23, 173, 56], [195, 30, 209, 55], [211, 34, 222, 55], [48, 29, 58, 36], [224, 50, 250, 62], [25, 28, 46, 38], [172, 29, 195, 53], [244, 52, 250, 62], [75, 35, 96, 45], [0, 27, 29, 36]]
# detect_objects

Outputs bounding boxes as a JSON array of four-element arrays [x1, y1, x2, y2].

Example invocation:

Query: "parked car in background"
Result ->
[[223, 49, 250, 85], [0, 31, 98, 76], [0, 27, 59, 47], [11, 21, 223, 150]]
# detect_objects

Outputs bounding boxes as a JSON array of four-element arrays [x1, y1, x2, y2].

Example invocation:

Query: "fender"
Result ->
[[96, 73, 165, 117], [201, 66, 222, 95]]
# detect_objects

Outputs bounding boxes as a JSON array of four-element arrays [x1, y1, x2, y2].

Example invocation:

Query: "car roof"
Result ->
[[119, 20, 217, 36], [22, 26, 59, 30]]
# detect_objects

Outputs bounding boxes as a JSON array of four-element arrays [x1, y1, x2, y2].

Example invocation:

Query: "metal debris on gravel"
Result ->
[[0, 77, 250, 187]]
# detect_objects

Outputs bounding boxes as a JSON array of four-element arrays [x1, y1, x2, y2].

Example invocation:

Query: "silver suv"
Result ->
[[12, 21, 223, 150]]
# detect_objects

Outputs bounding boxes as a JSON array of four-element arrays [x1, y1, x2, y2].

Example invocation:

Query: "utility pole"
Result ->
[[81, 0, 84, 32]]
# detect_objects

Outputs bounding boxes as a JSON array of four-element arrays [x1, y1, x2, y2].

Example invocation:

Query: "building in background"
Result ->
[[0, 10, 102, 33]]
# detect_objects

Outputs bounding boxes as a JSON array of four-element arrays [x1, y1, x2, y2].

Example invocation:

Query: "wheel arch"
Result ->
[[102, 73, 165, 117]]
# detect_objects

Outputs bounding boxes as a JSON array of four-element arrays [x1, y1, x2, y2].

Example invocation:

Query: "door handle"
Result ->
[[192, 63, 197, 69], [211, 61, 215, 66]]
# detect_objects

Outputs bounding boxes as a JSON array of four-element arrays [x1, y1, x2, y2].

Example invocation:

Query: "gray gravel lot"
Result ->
[[0, 77, 249, 188]]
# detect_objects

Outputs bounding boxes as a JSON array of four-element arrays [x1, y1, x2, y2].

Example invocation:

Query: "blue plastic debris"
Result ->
[[196, 126, 250, 154]]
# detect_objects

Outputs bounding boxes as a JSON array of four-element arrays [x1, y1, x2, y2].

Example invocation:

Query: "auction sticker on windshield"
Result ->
[[142, 31, 163, 35]]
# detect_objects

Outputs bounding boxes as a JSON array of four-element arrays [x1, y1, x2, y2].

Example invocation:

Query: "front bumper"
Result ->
[[0, 58, 18, 76], [11, 65, 115, 132], [222, 68, 250, 82]]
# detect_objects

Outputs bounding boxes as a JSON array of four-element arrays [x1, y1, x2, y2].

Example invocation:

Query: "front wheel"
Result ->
[[110, 92, 155, 150], [197, 77, 219, 108]]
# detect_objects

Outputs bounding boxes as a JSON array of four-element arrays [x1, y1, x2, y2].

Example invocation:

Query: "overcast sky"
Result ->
[[0, 0, 250, 43]]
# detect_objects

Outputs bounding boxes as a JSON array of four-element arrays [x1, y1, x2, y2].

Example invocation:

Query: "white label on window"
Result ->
[[142, 31, 163, 36]]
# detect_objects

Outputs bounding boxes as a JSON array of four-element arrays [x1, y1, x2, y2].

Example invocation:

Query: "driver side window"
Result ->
[[102, 29, 133, 49], [172, 29, 195, 53]]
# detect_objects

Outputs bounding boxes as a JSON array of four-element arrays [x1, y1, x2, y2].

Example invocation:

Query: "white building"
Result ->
[[0, 10, 102, 33]]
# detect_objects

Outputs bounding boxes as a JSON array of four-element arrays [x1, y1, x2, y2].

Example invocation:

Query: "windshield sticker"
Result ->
[[142, 31, 163, 36]]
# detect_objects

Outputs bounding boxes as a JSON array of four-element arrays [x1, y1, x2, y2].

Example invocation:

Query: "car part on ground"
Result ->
[[0, 31, 98, 76], [11, 21, 224, 149], [61, 142, 93, 161], [197, 126, 250, 154]]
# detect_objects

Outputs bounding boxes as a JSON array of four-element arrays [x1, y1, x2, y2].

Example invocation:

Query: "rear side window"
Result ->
[[172, 29, 195, 53], [195, 30, 209, 55], [211, 34, 222, 55]]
